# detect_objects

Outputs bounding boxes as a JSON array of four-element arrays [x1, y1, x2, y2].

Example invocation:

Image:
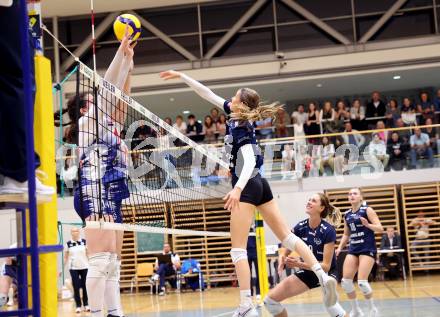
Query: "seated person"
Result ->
[[387, 132, 409, 171], [0, 243, 17, 308], [409, 128, 434, 168], [380, 227, 402, 279], [180, 259, 203, 291], [368, 133, 389, 170], [153, 243, 181, 296], [318, 136, 335, 175]]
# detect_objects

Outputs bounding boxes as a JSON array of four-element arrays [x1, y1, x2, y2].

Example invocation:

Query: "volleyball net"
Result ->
[[56, 61, 235, 237]]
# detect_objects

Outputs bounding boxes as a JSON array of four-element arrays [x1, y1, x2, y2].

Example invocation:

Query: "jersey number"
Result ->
[[349, 222, 357, 232]]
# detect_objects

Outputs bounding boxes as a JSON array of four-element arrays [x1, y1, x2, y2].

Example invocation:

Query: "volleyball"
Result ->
[[113, 14, 141, 42]]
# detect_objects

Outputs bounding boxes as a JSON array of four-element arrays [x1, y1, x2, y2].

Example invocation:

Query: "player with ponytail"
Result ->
[[160, 71, 338, 317], [264, 193, 346, 317]]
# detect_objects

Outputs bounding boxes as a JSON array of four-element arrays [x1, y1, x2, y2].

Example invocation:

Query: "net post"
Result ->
[[34, 55, 59, 317], [255, 210, 269, 299]]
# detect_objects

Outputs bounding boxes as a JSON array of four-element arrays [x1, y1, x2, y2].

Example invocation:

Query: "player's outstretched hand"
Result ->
[[160, 70, 182, 80], [121, 24, 136, 60], [360, 217, 369, 227]]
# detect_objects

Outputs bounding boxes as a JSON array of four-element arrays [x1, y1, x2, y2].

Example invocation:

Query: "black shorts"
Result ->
[[232, 173, 273, 206], [348, 251, 377, 259], [295, 268, 337, 289]]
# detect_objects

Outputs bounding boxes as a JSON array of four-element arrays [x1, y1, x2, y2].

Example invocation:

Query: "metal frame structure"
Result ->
[[0, 1, 62, 316], [46, 0, 440, 82]]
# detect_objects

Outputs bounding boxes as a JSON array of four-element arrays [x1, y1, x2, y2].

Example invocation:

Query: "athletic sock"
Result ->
[[240, 290, 252, 306], [367, 298, 376, 310], [350, 298, 360, 311], [311, 263, 326, 282]]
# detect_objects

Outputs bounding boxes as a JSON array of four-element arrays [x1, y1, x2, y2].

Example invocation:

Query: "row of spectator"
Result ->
[[148, 90, 440, 144]]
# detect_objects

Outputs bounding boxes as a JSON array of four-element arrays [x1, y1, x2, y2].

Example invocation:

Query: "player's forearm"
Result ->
[[365, 223, 383, 233], [180, 73, 225, 109], [337, 235, 349, 250]]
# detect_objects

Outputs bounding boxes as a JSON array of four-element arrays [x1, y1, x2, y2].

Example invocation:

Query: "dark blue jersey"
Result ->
[[223, 100, 263, 177], [345, 205, 377, 254], [293, 219, 337, 271]]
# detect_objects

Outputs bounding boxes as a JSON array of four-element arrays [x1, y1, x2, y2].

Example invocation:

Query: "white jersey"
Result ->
[[66, 239, 88, 270]]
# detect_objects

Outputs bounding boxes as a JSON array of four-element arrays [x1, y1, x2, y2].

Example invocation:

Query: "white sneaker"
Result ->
[[75, 307, 81, 314], [350, 308, 365, 317], [321, 275, 338, 307], [0, 176, 55, 196], [368, 307, 378, 317], [255, 294, 263, 307], [232, 303, 258, 317], [84, 305, 90, 312]]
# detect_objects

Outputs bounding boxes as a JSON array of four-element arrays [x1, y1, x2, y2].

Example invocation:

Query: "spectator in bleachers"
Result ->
[[318, 136, 335, 175], [376, 120, 388, 143], [379, 226, 403, 279], [305, 102, 320, 143], [395, 118, 411, 143], [154, 243, 181, 296], [173, 115, 187, 135], [350, 99, 366, 131], [368, 133, 389, 169], [292, 117, 306, 146], [256, 117, 273, 140], [342, 122, 365, 148], [202, 115, 217, 143], [335, 100, 350, 131], [410, 211, 436, 265], [417, 92, 435, 123], [401, 97, 417, 126], [386, 99, 400, 127], [186, 114, 203, 142], [366, 91, 387, 128], [275, 108, 290, 138], [291, 104, 308, 126], [409, 127, 434, 168], [165, 117, 172, 126], [387, 132, 409, 171], [333, 136, 346, 175], [210, 107, 220, 124], [281, 144, 294, 179], [216, 113, 227, 140], [319, 101, 336, 134], [434, 89, 440, 122], [423, 118, 439, 154]]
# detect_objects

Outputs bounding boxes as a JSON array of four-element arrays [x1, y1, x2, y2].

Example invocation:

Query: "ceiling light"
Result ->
[[316, 83, 323, 88], [183, 110, 190, 114], [393, 75, 401, 80], [169, 97, 175, 102]]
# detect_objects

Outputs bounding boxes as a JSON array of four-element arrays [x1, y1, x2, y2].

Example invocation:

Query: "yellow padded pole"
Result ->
[[255, 211, 269, 298], [34, 55, 58, 317]]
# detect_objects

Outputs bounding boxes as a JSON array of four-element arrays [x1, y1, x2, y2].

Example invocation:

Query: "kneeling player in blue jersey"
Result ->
[[264, 193, 346, 317]]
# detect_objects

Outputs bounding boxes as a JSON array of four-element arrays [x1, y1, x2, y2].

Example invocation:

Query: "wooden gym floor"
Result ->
[[49, 274, 440, 316]]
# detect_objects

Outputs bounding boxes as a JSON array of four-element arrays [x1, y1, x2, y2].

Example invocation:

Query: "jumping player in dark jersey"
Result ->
[[264, 193, 346, 317], [336, 188, 383, 317], [160, 70, 338, 317]]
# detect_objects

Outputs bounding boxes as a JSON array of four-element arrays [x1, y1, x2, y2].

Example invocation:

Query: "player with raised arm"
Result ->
[[160, 70, 338, 317]]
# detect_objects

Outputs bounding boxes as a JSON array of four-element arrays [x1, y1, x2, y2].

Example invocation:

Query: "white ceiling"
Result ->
[[135, 66, 440, 120], [41, 0, 219, 17]]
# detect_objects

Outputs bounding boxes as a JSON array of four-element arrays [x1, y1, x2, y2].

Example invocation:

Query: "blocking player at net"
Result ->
[[73, 26, 134, 317], [160, 70, 339, 317]]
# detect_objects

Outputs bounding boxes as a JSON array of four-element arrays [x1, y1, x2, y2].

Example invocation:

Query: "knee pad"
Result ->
[[107, 254, 119, 282], [230, 248, 247, 264], [87, 252, 111, 279], [264, 296, 284, 316], [281, 233, 301, 251], [341, 278, 355, 294], [358, 280, 372, 296], [325, 303, 346, 317]]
